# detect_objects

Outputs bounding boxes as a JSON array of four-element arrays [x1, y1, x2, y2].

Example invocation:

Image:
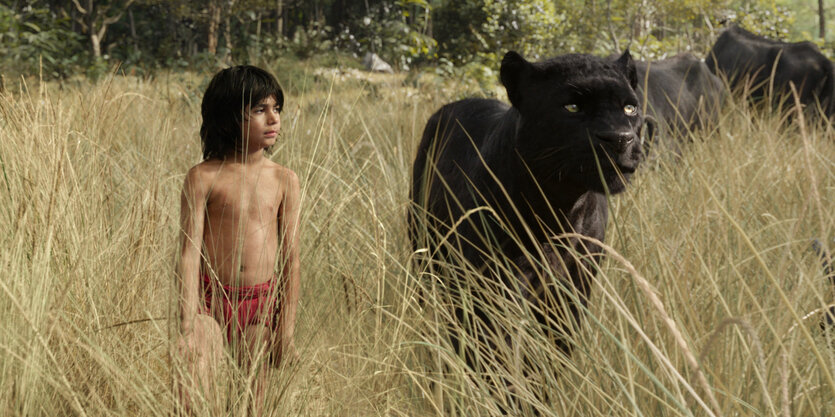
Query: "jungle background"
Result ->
[[1, 0, 832, 83], [1, 0, 835, 416]]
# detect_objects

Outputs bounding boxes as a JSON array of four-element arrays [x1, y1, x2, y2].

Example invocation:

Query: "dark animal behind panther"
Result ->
[[409, 51, 649, 362], [706, 24, 835, 119], [635, 53, 724, 152]]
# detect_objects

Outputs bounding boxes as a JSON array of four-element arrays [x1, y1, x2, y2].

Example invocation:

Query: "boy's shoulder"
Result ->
[[186, 159, 224, 181], [182, 159, 225, 193], [263, 159, 299, 186]]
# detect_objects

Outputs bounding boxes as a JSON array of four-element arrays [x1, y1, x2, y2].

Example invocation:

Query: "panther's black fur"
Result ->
[[409, 51, 651, 361]]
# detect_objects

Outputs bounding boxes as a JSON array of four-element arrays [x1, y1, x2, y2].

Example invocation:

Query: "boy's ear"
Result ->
[[616, 49, 638, 90], [500, 51, 532, 108]]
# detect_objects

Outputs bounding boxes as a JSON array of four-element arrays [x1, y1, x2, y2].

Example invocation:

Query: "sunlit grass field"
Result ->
[[0, 59, 833, 416]]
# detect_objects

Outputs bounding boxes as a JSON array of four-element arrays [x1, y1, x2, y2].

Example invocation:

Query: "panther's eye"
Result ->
[[624, 104, 637, 116], [564, 104, 580, 113]]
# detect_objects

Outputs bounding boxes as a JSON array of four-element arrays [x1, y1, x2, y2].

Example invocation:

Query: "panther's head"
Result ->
[[501, 50, 651, 194]]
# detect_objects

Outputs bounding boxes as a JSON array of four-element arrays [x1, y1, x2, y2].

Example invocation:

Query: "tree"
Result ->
[[0, 3, 84, 79], [432, 0, 566, 65], [819, 0, 825, 40], [205, 0, 242, 56], [70, 0, 135, 59]]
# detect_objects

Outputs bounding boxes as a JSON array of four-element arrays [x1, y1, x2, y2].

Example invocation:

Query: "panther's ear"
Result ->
[[616, 50, 638, 90], [500, 51, 531, 107]]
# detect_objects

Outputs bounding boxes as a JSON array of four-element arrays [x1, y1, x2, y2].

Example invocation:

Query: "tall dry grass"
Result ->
[[0, 64, 832, 416]]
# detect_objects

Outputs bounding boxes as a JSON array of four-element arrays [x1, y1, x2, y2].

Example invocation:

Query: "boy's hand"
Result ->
[[176, 318, 223, 366], [272, 338, 299, 367], [176, 329, 201, 363], [283, 340, 299, 363], [180, 317, 195, 336]]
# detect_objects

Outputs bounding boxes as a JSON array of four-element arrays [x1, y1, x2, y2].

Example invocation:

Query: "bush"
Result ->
[[336, 0, 436, 71], [0, 4, 85, 79], [432, 0, 567, 67], [723, 3, 794, 40]]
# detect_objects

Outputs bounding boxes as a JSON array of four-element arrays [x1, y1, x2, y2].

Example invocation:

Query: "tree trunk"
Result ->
[[72, 0, 131, 60], [91, 33, 102, 59], [256, 12, 262, 41], [225, 15, 232, 57], [426, 7, 432, 38], [581, 0, 596, 51], [820, 0, 826, 40], [128, 9, 137, 40], [84, 0, 97, 58], [208, 1, 222, 55], [606, 0, 620, 52], [128, 9, 138, 50], [277, 0, 283, 37]]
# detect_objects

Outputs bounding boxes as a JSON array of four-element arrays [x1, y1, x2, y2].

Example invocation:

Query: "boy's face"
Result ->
[[243, 95, 281, 152]]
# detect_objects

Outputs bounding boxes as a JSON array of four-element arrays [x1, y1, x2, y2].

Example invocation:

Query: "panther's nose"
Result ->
[[595, 131, 635, 149]]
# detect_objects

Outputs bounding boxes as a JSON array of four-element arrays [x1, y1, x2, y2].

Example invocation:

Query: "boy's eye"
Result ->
[[624, 104, 637, 115], [564, 104, 580, 113]]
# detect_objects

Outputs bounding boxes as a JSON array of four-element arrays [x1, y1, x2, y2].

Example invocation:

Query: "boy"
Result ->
[[176, 65, 300, 414]]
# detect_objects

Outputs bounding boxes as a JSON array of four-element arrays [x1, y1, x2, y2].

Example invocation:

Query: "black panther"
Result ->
[[409, 51, 653, 364]]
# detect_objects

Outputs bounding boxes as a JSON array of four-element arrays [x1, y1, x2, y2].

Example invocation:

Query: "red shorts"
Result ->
[[201, 274, 279, 345]]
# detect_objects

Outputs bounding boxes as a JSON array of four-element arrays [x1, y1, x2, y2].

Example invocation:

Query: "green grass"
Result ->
[[0, 63, 833, 416]]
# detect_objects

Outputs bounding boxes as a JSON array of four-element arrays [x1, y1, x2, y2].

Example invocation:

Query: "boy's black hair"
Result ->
[[200, 65, 284, 160]]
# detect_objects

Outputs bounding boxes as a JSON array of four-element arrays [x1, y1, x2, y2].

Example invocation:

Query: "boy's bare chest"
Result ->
[[206, 175, 282, 220]]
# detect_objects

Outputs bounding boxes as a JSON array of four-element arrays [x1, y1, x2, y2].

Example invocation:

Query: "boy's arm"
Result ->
[[277, 170, 301, 351], [178, 167, 208, 335]]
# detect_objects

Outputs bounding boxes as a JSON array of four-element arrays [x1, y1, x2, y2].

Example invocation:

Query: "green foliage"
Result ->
[[0, 0, 822, 79], [822, 40, 835, 60], [288, 23, 335, 60], [479, 0, 567, 60], [432, 0, 567, 66], [0, 4, 84, 79], [338, 0, 436, 70], [722, 2, 795, 40], [232, 1, 436, 71]]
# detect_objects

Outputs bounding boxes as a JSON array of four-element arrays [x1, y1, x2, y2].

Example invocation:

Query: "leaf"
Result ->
[[22, 22, 41, 32]]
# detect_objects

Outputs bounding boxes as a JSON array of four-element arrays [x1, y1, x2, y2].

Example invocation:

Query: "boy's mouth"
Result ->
[[265, 130, 277, 138]]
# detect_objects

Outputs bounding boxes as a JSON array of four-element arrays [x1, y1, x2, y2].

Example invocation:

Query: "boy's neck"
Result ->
[[227, 149, 267, 165]]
